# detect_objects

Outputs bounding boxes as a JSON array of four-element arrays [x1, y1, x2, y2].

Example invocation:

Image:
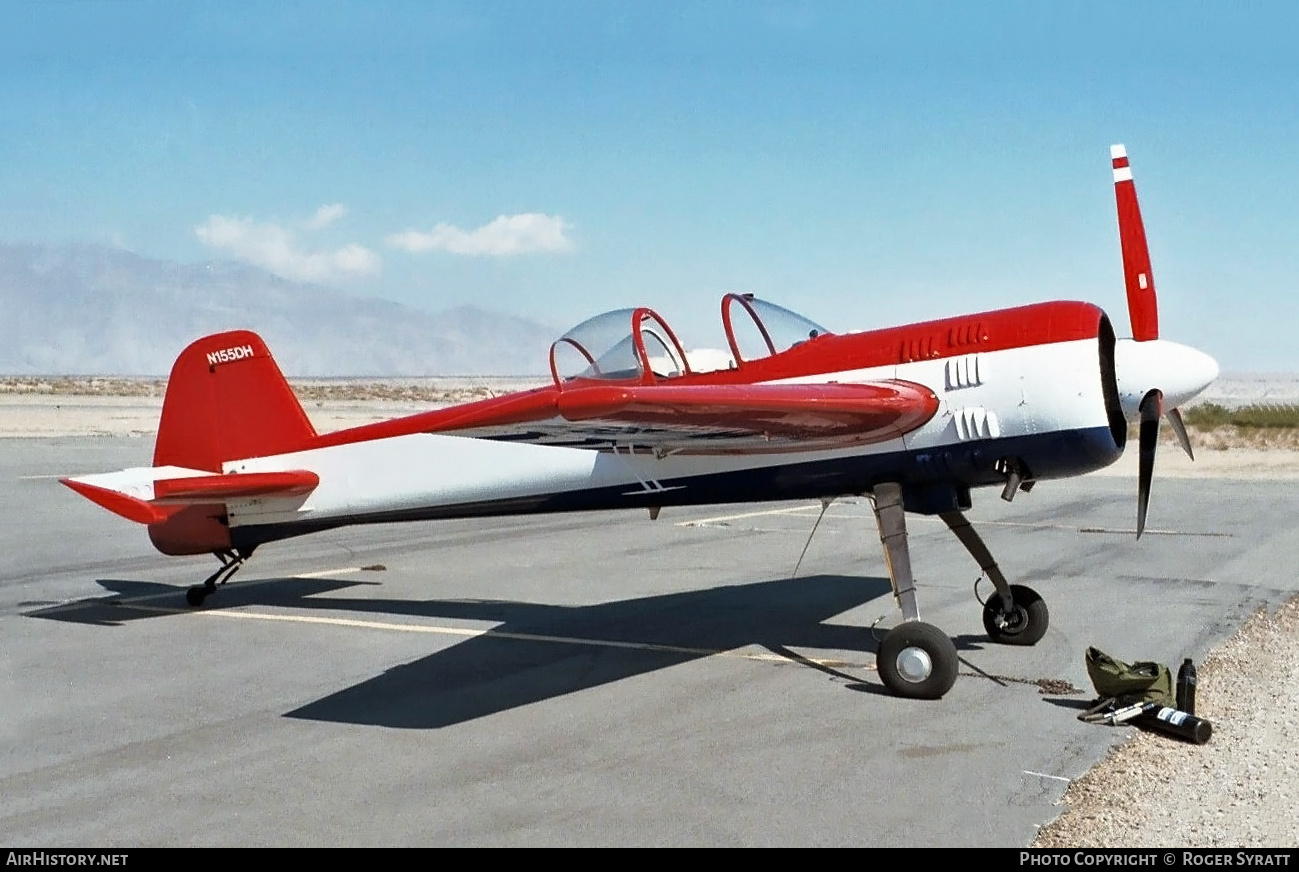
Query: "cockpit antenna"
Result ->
[[470, 374, 498, 399]]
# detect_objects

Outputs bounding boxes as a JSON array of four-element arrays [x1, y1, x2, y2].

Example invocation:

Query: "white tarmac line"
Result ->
[[1077, 527, 1232, 537], [677, 505, 824, 526], [41, 555, 879, 672], [677, 505, 1221, 536], [112, 599, 871, 671], [677, 504, 1087, 529], [1023, 770, 1072, 784], [36, 561, 870, 674], [291, 567, 367, 579]]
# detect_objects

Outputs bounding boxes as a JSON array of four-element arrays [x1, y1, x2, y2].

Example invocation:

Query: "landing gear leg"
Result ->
[[870, 483, 958, 699], [939, 511, 1048, 645], [185, 548, 252, 608]]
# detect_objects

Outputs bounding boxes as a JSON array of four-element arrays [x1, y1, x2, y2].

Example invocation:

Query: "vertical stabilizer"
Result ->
[[153, 330, 317, 472]]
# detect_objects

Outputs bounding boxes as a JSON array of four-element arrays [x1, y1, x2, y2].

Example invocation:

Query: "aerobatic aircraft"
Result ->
[[62, 145, 1218, 699]]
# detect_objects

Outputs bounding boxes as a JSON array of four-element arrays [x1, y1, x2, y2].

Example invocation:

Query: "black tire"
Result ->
[[185, 586, 207, 608], [876, 621, 959, 700], [982, 584, 1048, 646]]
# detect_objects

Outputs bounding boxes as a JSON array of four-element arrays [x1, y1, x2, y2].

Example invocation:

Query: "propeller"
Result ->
[[1167, 406, 1193, 461], [1110, 145, 1218, 537], [1113, 145, 1159, 343], [1136, 388, 1162, 538]]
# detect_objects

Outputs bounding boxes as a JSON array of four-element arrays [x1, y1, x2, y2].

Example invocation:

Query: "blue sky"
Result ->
[[3, 1, 1297, 369]]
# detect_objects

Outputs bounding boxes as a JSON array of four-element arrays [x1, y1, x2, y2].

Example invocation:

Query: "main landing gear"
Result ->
[[185, 548, 253, 607], [869, 483, 1048, 699]]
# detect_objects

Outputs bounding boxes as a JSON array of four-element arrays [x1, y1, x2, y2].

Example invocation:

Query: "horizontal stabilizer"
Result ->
[[61, 469, 320, 525], [152, 470, 319, 503], [60, 478, 167, 525]]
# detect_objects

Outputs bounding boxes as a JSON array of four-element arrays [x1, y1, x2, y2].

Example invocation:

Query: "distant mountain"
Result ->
[[0, 243, 557, 375]]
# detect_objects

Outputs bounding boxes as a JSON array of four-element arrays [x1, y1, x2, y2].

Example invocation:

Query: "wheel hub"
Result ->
[[895, 646, 934, 683], [996, 604, 1028, 634]]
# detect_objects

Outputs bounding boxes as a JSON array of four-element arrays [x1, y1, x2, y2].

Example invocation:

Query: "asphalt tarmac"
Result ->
[[2, 437, 1295, 847]]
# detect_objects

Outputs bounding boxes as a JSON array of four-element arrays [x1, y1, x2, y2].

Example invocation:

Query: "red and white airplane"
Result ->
[[62, 145, 1217, 699]]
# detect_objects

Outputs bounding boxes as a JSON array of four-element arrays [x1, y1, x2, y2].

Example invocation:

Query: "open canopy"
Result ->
[[549, 295, 831, 386], [721, 293, 830, 363]]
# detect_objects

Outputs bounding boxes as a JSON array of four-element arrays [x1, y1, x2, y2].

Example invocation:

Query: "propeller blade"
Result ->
[[1112, 144, 1159, 341], [1137, 389, 1163, 538], [1167, 406, 1194, 460]]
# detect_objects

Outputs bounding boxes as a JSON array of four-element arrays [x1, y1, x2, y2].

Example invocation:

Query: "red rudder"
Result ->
[[153, 330, 317, 472]]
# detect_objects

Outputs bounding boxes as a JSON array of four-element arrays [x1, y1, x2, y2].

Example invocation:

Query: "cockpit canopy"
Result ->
[[549, 307, 690, 384], [721, 293, 829, 364], [549, 294, 831, 386]]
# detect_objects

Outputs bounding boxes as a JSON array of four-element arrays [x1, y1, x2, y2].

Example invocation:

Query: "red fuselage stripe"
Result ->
[[309, 300, 1103, 450]]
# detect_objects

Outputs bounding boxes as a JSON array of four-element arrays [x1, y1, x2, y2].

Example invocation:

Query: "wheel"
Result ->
[[876, 621, 959, 699], [982, 584, 1048, 646], [185, 586, 207, 607]]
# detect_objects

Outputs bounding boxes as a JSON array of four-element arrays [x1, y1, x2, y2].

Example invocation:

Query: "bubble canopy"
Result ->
[[548, 295, 831, 386], [549, 307, 689, 384], [721, 293, 830, 364]]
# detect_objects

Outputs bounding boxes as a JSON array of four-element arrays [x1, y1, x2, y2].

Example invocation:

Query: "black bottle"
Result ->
[[1176, 658, 1198, 715], [1134, 706, 1212, 744]]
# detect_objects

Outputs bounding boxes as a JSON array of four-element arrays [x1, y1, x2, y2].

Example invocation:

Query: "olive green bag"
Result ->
[[1084, 646, 1174, 707]]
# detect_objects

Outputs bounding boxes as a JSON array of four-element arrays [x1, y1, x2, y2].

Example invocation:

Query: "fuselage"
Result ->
[[61, 297, 1217, 557], [215, 300, 1136, 550]]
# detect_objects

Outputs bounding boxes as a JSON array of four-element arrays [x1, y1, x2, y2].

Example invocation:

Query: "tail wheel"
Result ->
[[982, 584, 1048, 646], [876, 621, 959, 700]]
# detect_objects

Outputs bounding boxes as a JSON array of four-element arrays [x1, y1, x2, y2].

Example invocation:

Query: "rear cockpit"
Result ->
[[549, 294, 831, 387]]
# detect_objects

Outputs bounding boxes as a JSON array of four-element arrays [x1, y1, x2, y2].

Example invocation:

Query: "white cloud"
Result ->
[[304, 203, 347, 230], [386, 212, 575, 256], [195, 210, 380, 284]]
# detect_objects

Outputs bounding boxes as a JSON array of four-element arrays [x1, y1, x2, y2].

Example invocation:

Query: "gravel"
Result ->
[[1033, 596, 1299, 847]]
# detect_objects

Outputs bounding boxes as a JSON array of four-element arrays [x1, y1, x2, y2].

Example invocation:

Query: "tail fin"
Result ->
[[154, 330, 317, 471]]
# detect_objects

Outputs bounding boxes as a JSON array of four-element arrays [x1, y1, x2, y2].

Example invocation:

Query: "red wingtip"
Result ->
[[1111, 144, 1159, 341]]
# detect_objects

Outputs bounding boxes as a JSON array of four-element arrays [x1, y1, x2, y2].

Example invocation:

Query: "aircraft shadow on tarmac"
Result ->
[[27, 573, 1003, 729], [284, 573, 912, 728]]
